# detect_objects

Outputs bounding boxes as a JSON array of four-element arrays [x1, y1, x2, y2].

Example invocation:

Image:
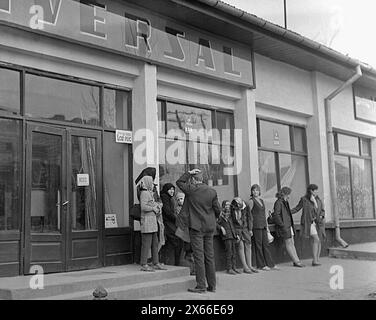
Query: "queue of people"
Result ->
[[134, 167, 326, 293]]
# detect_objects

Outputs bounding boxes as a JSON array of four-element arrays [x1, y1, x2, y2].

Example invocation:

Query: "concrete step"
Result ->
[[0, 265, 191, 300], [36, 276, 195, 300], [329, 242, 376, 261]]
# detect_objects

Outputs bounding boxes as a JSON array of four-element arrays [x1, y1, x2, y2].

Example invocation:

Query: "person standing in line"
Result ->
[[176, 169, 221, 294], [217, 200, 240, 275], [291, 184, 326, 266], [231, 197, 259, 274], [139, 176, 167, 272], [160, 183, 183, 266], [248, 184, 279, 271], [273, 186, 305, 267]]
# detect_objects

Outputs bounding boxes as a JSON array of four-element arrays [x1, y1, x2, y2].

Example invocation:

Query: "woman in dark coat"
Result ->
[[291, 184, 326, 266], [231, 197, 258, 274], [273, 187, 304, 267], [160, 183, 183, 266], [248, 184, 278, 271]]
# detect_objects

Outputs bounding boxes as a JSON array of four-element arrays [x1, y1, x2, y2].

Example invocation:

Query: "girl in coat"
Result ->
[[139, 176, 167, 272], [291, 184, 326, 266], [217, 200, 240, 275], [273, 187, 304, 267], [160, 183, 183, 266], [231, 197, 259, 274], [249, 184, 278, 271]]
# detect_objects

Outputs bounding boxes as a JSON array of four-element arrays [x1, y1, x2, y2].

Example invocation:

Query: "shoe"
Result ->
[[250, 267, 259, 273], [261, 266, 271, 271], [226, 269, 237, 275], [187, 287, 206, 293], [153, 263, 167, 270], [293, 262, 305, 268], [140, 264, 155, 272], [232, 268, 241, 274], [271, 265, 280, 270], [312, 262, 321, 267], [243, 268, 253, 274], [207, 287, 216, 293]]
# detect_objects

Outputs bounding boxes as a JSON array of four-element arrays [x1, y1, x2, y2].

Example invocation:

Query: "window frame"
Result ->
[[157, 98, 238, 194], [257, 117, 310, 221], [0, 63, 133, 232], [334, 131, 375, 220]]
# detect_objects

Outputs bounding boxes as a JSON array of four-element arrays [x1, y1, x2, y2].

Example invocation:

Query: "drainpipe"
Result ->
[[324, 65, 362, 248]]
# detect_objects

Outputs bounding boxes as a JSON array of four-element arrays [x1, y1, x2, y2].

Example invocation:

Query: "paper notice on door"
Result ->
[[77, 174, 89, 186], [105, 214, 118, 228]]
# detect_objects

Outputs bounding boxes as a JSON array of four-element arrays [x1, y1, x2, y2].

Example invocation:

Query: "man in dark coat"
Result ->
[[176, 169, 221, 293]]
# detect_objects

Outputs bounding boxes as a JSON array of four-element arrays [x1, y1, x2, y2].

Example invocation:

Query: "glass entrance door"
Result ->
[[24, 124, 102, 274], [66, 129, 102, 271], [24, 125, 67, 274]]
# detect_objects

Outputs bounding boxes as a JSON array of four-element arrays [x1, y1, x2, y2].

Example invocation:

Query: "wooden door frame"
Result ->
[[66, 128, 103, 271], [24, 123, 67, 274]]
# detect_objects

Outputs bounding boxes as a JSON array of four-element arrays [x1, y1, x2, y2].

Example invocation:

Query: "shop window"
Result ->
[[337, 134, 359, 155], [353, 85, 376, 124], [0, 119, 22, 231], [257, 119, 308, 221], [259, 120, 290, 151], [103, 89, 129, 129], [103, 132, 130, 228], [25, 74, 100, 126], [334, 132, 375, 219], [158, 100, 235, 203], [0, 68, 20, 115]]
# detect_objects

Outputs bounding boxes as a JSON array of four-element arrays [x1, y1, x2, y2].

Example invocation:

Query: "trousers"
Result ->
[[189, 228, 216, 290]]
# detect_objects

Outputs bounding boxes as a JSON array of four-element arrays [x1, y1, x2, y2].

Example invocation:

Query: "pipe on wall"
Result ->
[[324, 65, 362, 248]]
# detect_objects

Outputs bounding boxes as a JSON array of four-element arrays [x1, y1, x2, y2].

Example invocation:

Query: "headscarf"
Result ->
[[135, 167, 156, 185], [139, 176, 154, 192], [161, 183, 175, 197]]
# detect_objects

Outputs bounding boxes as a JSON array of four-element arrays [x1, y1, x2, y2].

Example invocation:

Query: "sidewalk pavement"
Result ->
[[151, 257, 376, 300]]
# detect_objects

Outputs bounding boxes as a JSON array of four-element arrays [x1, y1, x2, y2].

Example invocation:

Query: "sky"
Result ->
[[223, 0, 376, 68]]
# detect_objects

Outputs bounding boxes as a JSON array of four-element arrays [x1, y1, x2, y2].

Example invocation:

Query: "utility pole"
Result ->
[[284, 0, 287, 29]]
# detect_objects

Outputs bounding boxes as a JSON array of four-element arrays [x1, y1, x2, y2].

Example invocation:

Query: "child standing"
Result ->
[[217, 200, 240, 275]]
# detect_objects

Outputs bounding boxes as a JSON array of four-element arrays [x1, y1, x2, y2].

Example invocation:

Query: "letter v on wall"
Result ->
[[34, 0, 62, 25], [0, 0, 10, 13]]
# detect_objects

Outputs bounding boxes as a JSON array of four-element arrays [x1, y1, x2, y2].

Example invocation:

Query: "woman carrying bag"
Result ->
[[291, 184, 326, 266]]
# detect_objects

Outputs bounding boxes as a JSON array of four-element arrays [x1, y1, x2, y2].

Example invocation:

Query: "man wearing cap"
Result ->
[[176, 169, 221, 293]]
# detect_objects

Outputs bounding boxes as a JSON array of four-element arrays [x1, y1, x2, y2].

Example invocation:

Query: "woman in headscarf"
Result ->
[[273, 187, 304, 267], [291, 184, 326, 266], [231, 197, 259, 274], [139, 176, 166, 271], [160, 183, 183, 266]]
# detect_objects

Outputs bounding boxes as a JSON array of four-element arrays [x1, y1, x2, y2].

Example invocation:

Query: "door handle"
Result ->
[[62, 201, 69, 206]]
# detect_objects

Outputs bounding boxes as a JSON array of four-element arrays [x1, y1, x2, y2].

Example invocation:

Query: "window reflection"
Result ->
[[0, 68, 20, 114], [103, 89, 129, 129], [0, 119, 21, 231], [31, 132, 62, 233], [71, 136, 98, 230], [334, 155, 352, 219], [351, 158, 373, 219], [103, 132, 129, 227], [25, 74, 100, 125]]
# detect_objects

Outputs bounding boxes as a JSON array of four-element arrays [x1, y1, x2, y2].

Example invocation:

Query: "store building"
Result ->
[[0, 0, 375, 277]]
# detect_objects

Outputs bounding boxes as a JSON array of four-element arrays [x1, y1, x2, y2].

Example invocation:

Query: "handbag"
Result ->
[[267, 229, 274, 243], [130, 204, 141, 221]]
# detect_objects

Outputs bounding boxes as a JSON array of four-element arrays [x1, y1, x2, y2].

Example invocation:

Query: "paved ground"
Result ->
[[152, 257, 376, 300]]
